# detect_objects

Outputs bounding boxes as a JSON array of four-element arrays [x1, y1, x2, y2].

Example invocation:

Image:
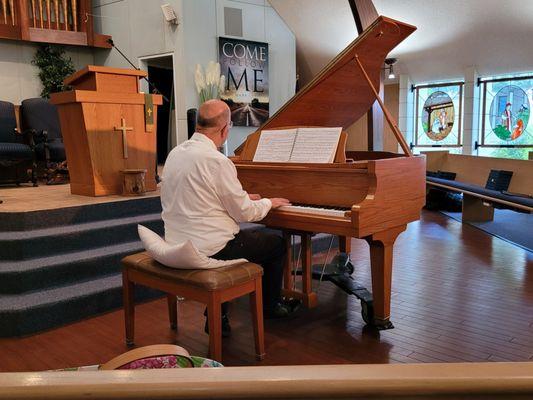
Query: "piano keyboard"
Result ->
[[278, 203, 350, 218]]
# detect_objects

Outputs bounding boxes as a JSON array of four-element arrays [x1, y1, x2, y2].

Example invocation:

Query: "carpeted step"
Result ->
[[0, 213, 163, 260], [0, 196, 163, 232], [0, 274, 163, 337], [0, 216, 341, 337], [0, 241, 145, 294]]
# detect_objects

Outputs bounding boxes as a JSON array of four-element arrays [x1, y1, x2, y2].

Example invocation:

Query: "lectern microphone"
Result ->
[[106, 38, 170, 103]]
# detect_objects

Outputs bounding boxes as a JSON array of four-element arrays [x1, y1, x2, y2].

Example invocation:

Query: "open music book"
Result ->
[[253, 127, 342, 163]]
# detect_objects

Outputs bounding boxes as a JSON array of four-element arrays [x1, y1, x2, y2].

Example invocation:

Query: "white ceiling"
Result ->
[[269, 0, 533, 85], [269, 0, 356, 86]]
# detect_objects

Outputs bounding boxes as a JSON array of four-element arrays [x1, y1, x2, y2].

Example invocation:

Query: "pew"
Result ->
[[1, 362, 533, 399], [423, 151, 533, 222]]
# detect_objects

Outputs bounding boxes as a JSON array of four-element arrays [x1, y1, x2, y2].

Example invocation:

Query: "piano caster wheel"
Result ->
[[361, 300, 394, 330], [361, 300, 374, 325]]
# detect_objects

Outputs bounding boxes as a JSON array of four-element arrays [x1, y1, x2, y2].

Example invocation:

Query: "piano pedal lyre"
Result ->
[[310, 243, 393, 330]]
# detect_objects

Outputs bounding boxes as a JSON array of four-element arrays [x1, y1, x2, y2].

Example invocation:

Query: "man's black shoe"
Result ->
[[204, 314, 232, 338]]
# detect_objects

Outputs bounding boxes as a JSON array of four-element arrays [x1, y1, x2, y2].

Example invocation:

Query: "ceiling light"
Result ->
[[388, 66, 395, 80], [384, 58, 398, 80]]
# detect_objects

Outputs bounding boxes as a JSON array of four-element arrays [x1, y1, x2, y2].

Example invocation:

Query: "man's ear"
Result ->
[[221, 126, 229, 143]]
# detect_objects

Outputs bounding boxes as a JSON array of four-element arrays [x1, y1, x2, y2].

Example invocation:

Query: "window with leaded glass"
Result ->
[[413, 83, 463, 152], [478, 75, 533, 159]]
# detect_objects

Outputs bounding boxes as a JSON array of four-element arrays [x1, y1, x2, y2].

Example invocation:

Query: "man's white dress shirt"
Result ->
[[161, 133, 272, 256]]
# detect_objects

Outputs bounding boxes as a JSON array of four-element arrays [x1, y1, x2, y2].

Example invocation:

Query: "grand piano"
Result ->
[[232, 16, 426, 329]]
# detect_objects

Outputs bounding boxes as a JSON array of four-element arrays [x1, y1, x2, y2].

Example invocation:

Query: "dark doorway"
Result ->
[[146, 57, 174, 164]]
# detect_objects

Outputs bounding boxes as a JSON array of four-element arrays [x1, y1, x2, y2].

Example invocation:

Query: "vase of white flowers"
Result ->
[[194, 61, 226, 104]]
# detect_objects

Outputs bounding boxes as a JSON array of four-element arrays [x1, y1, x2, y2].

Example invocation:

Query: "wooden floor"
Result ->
[[0, 211, 532, 371]]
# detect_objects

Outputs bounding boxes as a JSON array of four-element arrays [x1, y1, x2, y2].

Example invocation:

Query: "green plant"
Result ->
[[31, 44, 75, 98]]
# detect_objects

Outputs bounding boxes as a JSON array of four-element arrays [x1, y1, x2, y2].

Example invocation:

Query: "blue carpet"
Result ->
[[442, 209, 533, 252], [0, 203, 337, 337]]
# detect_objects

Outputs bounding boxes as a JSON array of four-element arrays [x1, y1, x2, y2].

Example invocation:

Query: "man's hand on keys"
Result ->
[[269, 198, 291, 208]]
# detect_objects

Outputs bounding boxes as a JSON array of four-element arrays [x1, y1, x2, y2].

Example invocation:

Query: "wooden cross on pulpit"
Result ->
[[114, 117, 133, 159]]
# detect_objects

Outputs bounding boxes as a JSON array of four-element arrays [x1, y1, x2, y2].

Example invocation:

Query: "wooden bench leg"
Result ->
[[462, 193, 494, 222], [250, 277, 265, 361], [122, 269, 135, 347], [167, 294, 178, 331], [207, 292, 222, 361]]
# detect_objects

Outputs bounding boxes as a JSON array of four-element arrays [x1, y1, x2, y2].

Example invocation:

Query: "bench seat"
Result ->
[[426, 176, 533, 210]]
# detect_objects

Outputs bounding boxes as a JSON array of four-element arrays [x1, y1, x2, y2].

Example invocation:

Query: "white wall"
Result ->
[[92, 0, 182, 68], [93, 0, 296, 155], [0, 40, 94, 104]]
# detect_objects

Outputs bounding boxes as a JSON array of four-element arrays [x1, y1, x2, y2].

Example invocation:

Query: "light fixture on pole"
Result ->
[[384, 58, 397, 79]]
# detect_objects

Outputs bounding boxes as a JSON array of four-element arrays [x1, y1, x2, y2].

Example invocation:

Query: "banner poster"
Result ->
[[218, 37, 269, 127]]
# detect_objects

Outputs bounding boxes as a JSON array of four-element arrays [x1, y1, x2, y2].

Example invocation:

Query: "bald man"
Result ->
[[161, 100, 299, 337]]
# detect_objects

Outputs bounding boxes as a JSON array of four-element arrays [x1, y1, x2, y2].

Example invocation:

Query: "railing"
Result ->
[[27, 0, 78, 31], [0, 0, 110, 47], [1, 363, 533, 399], [0, 0, 16, 25]]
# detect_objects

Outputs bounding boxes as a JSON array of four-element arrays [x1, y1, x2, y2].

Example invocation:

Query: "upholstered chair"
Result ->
[[0, 100, 36, 186], [20, 98, 66, 184]]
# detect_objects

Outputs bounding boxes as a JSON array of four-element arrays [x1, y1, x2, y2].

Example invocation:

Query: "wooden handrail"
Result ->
[[1, 362, 533, 399]]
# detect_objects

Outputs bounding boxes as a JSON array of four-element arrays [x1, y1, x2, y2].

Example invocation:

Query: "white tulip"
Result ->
[[218, 75, 226, 94], [213, 62, 221, 86], [205, 61, 216, 86], [194, 64, 206, 93]]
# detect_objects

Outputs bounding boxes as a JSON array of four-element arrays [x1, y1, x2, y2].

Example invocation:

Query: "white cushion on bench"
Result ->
[[138, 225, 247, 270]]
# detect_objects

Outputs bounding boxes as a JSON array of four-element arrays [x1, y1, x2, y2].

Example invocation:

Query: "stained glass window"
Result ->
[[478, 75, 533, 159], [413, 83, 463, 151]]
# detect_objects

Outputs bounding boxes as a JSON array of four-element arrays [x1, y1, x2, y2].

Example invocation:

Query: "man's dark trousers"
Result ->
[[213, 229, 285, 312]]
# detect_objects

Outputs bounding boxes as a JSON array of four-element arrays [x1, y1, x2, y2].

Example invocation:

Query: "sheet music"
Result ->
[[289, 127, 342, 163], [253, 129, 297, 162]]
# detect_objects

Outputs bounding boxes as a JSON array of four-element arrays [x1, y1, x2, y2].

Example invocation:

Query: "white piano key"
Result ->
[[278, 205, 348, 218]]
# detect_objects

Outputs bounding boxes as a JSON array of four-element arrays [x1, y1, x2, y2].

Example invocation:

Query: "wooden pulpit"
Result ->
[[50, 66, 163, 196]]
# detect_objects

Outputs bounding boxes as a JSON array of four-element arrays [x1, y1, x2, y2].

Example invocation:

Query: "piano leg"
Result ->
[[365, 225, 406, 330], [281, 231, 318, 308], [282, 232, 294, 291], [300, 233, 318, 308], [338, 236, 352, 254]]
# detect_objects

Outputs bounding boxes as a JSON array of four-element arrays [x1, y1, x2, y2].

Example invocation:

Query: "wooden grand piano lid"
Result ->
[[235, 16, 415, 157]]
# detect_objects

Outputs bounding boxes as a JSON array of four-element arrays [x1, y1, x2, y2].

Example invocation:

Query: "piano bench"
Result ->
[[121, 252, 265, 362]]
